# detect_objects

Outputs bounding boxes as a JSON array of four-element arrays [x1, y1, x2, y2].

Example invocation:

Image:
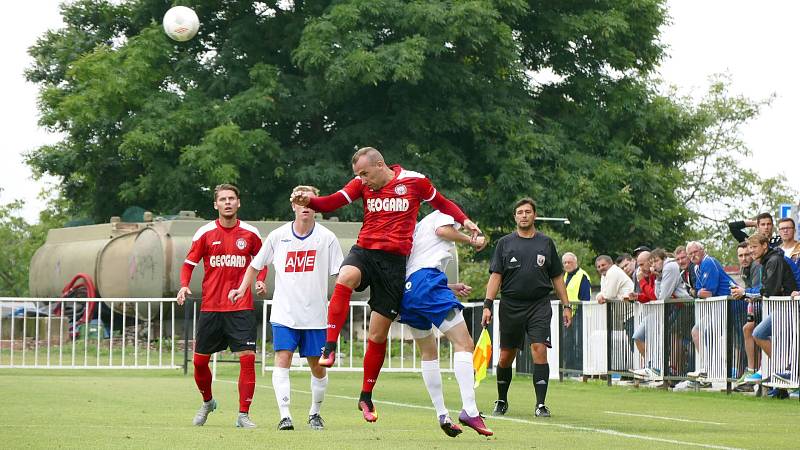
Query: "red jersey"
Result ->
[[340, 165, 438, 255], [182, 219, 263, 312]]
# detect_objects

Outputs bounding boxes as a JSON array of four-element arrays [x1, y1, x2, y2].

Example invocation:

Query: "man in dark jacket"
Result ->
[[738, 233, 797, 386], [728, 212, 782, 249]]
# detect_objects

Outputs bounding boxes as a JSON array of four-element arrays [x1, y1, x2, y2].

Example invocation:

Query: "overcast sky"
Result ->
[[2, 0, 798, 223]]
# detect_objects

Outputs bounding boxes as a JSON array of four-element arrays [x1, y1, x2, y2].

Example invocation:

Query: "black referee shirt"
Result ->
[[489, 231, 563, 302]]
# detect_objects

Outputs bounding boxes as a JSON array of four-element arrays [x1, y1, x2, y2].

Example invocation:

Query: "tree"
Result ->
[[675, 75, 797, 263], [0, 190, 68, 296], [26, 0, 697, 255]]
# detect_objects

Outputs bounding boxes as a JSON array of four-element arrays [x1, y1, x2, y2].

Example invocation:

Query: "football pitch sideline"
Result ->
[[0, 367, 796, 449]]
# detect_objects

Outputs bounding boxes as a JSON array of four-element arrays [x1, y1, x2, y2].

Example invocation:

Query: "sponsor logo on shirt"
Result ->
[[236, 237, 247, 250], [209, 254, 248, 268], [510, 256, 518, 263], [366, 197, 410, 212], [211, 241, 221, 246], [285, 250, 317, 272]]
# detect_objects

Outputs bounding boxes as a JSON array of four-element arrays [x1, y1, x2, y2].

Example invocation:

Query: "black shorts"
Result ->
[[498, 298, 552, 350], [195, 310, 257, 354], [342, 245, 406, 320]]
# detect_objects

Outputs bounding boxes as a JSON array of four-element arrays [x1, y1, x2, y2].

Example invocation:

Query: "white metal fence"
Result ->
[[3, 296, 797, 392], [0, 297, 179, 369]]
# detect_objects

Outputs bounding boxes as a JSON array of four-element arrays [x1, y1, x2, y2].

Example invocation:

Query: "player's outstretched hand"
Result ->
[[255, 281, 267, 296], [176, 286, 191, 306], [290, 190, 311, 207], [463, 219, 482, 243], [228, 288, 245, 304], [449, 283, 472, 297], [481, 307, 492, 327]]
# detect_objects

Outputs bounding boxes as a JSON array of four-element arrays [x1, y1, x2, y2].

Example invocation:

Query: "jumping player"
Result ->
[[290, 147, 481, 422], [230, 185, 343, 431], [400, 210, 493, 437], [177, 184, 266, 428]]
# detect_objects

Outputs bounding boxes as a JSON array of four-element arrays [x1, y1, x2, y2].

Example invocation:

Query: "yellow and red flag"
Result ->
[[473, 327, 492, 388]]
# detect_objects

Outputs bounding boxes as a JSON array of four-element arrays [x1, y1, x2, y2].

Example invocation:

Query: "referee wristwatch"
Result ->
[[483, 298, 494, 310]]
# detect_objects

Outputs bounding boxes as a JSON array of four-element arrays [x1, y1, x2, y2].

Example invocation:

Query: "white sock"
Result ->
[[309, 374, 328, 415], [422, 359, 448, 417], [272, 367, 291, 419], [454, 351, 479, 417]]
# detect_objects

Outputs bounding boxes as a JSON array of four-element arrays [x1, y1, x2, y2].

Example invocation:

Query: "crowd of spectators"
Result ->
[[559, 212, 799, 398]]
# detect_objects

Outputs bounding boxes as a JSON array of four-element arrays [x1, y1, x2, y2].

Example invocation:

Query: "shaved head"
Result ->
[[351, 147, 384, 166]]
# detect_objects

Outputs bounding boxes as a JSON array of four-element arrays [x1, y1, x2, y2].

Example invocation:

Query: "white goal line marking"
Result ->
[[604, 411, 726, 425], [217, 379, 744, 450]]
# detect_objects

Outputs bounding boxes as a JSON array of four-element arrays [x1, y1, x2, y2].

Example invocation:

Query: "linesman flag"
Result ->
[[473, 327, 492, 388]]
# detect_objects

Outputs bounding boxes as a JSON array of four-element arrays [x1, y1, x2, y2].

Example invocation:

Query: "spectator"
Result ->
[[683, 241, 736, 383], [562, 252, 591, 372], [674, 245, 697, 298], [595, 255, 634, 304], [734, 241, 760, 291], [615, 253, 635, 280], [728, 212, 782, 249], [742, 233, 798, 387], [626, 251, 657, 378], [731, 242, 761, 390], [687, 241, 735, 298], [777, 218, 800, 261], [562, 252, 592, 303], [651, 248, 689, 300]]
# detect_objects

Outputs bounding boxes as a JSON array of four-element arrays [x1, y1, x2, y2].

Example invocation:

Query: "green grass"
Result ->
[[0, 367, 797, 449]]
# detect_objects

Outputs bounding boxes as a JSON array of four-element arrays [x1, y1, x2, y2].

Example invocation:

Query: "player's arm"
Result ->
[[229, 266, 260, 303], [481, 272, 502, 326], [177, 237, 205, 305], [292, 178, 362, 212], [425, 188, 482, 241], [435, 224, 487, 251]]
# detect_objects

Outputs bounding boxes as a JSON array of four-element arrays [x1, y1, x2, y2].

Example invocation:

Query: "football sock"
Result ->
[[533, 363, 549, 406], [272, 367, 292, 419], [309, 374, 328, 415], [238, 353, 256, 413], [422, 359, 448, 417], [193, 353, 213, 402], [326, 283, 353, 343], [362, 339, 387, 393], [453, 351, 479, 417], [496, 365, 513, 402]]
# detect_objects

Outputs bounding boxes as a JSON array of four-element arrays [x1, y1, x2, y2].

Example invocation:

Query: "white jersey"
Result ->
[[250, 222, 343, 329], [406, 211, 460, 277]]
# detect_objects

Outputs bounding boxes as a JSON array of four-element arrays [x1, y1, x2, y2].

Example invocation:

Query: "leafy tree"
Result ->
[[0, 190, 69, 296], [675, 75, 797, 263], [26, 0, 698, 255]]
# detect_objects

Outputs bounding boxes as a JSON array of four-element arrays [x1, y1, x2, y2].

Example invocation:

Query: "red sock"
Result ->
[[238, 353, 256, 413], [193, 353, 213, 402], [326, 283, 353, 342], [362, 339, 387, 393]]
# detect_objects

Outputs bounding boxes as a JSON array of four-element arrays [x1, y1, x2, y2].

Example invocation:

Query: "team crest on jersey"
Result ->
[[394, 184, 407, 195], [236, 238, 247, 250], [537, 254, 546, 267]]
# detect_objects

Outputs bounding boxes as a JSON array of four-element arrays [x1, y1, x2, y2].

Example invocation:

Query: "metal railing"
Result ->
[[0, 297, 178, 369]]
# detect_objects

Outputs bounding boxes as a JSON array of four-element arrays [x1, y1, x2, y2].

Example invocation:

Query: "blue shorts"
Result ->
[[753, 315, 771, 340], [272, 323, 326, 358], [399, 268, 463, 331]]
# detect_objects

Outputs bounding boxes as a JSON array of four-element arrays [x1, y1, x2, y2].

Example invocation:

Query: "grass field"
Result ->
[[1, 366, 797, 449]]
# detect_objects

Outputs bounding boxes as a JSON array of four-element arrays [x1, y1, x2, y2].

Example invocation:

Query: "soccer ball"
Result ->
[[162, 6, 200, 42]]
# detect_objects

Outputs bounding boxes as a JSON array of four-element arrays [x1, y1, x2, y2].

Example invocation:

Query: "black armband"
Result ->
[[483, 299, 494, 309]]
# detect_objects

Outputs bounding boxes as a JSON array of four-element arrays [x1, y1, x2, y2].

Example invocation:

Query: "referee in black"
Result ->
[[481, 198, 572, 418]]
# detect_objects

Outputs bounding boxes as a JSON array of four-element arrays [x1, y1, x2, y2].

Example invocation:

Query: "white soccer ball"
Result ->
[[163, 6, 200, 42]]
